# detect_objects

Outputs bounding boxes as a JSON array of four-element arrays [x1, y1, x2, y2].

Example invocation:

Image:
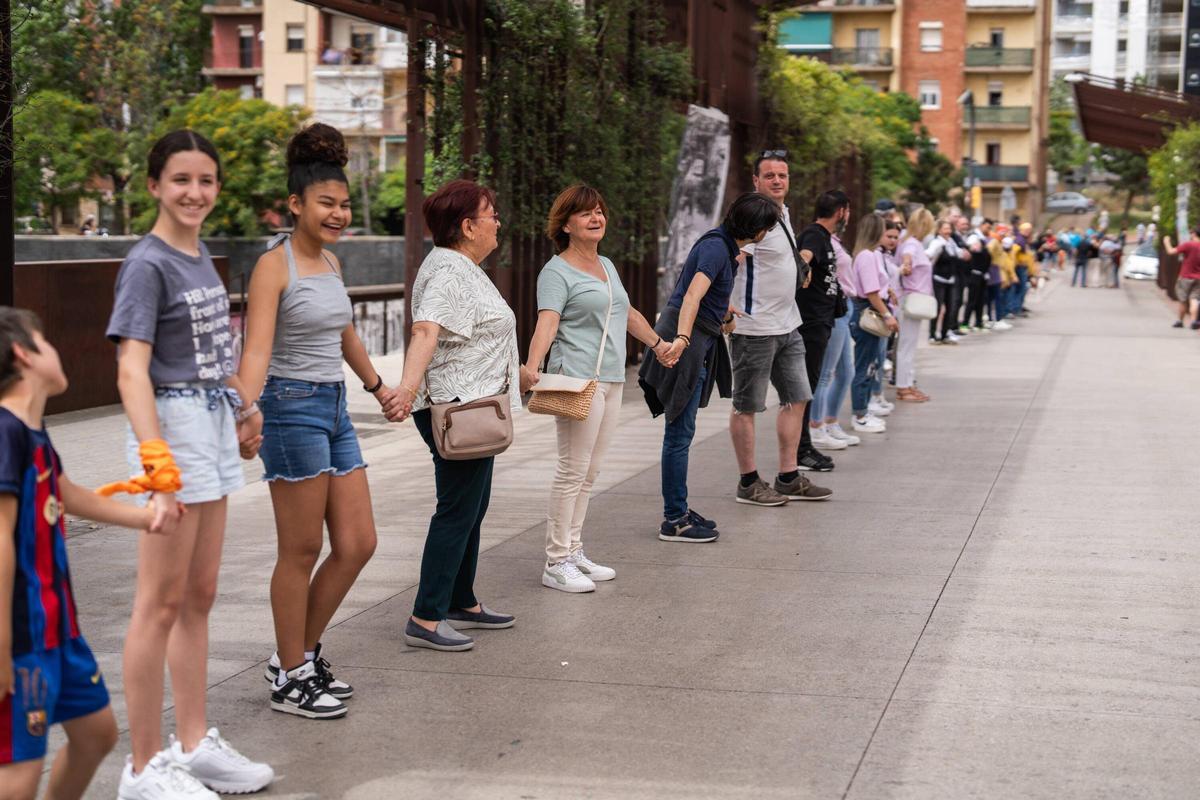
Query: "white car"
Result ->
[[1045, 192, 1096, 214], [1122, 241, 1159, 280]]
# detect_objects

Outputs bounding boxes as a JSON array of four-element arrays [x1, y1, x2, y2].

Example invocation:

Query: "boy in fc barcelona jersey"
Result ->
[[0, 308, 180, 799]]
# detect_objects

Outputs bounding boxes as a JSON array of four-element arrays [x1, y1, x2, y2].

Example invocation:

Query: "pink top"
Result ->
[[896, 235, 934, 296], [850, 248, 890, 299], [832, 234, 856, 297]]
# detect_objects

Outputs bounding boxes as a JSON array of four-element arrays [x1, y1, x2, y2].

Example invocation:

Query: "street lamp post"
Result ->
[[958, 89, 978, 220]]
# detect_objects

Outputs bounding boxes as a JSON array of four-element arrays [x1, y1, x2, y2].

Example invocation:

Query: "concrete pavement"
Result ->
[[44, 271, 1200, 798]]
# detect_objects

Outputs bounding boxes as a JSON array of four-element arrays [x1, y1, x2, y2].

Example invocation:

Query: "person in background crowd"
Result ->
[[965, 220, 993, 332], [1013, 222, 1035, 316], [927, 219, 960, 345], [894, 208, 934, 402], [846, 214, 898, 433], [384, 179, 520, 653], [1099, 234, 1121, 289], [953, 215, 974, 335], [727, 153, 831, 506], [794, 190, 851, 473], [522, 184, 673, 593], [996, 236, 1019, 320], [1072, 231, 1093, 288], [867, 220, 901, 417], [639, 193, 781, 543], [1164, 228, 1200, 329], [808, 226, 860, 449], [985, 231, 1011, 331]]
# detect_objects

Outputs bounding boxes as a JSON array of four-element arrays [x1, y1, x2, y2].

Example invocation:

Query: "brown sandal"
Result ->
[[897, 388, 929, 403]]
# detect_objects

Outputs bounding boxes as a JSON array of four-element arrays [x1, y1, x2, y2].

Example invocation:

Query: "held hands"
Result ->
[[146, 491, 186, 535], [519, 364, 539, 394], [651, 339, 677, 368], [661, 337, 686, 367], [236, 412, 263, 460], [381, 384, 417, 423]]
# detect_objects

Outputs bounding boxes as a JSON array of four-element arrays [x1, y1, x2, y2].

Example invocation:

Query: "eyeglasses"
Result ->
[[760, 149, 788, 159], [470, 213, 500, 224]]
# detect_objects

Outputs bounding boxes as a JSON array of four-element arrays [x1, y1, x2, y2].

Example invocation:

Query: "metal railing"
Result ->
[[973, 165, 1029, 182], [818, 0, 896, 7], [965, 47, 1034, 67], [830, 47, 894, 67], [969, 105, 1032, 125]]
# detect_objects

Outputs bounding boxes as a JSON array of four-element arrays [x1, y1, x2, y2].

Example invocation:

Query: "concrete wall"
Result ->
[[15, 235, 419, 288]]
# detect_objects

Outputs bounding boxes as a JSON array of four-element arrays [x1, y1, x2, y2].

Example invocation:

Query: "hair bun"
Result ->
[[287, 123, 348, 169]]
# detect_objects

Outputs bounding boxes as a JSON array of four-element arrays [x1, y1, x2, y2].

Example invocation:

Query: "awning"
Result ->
[[1069, 73, 1200, 152]]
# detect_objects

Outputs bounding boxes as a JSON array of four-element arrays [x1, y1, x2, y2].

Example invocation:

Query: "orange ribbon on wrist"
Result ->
[[95, 438, 184, 497]]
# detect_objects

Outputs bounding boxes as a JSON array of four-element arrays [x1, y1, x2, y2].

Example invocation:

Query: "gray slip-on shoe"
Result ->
[[404, 619, 475, 651], [445, 604, 516, 630]]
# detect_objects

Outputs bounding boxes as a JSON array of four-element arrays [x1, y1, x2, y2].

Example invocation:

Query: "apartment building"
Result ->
[[1052, 0, 1185, 93], [780, 0, 1050, 221], [201, 0, 407, 171]]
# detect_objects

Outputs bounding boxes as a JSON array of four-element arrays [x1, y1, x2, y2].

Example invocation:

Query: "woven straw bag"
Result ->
[[528, 263, 614, 421]]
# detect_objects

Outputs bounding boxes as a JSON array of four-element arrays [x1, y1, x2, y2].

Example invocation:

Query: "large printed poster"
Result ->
[[659, 105, 731, 305]]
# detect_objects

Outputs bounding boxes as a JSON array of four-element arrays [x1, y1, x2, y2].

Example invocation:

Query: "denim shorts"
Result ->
[[258, 377, 366, 482], [125, 385, 245, 505], [730, 330, 813, 413]]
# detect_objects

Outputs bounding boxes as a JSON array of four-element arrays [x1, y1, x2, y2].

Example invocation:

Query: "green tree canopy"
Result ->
[[907, 128, 962, 214], [1149, 122, 1200, 237], [129, 89, 307, 236]]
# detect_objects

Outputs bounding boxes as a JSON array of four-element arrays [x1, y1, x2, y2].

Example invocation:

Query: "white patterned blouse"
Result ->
[[410, 246, 521, 413]]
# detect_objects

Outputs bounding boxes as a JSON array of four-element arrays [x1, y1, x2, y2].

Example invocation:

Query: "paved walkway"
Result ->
[[47, 272, 1200, 798]]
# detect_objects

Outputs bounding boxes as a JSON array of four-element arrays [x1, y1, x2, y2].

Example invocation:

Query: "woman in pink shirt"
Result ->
[[847, 214, 898, 433], [894, 208, 935, 402]]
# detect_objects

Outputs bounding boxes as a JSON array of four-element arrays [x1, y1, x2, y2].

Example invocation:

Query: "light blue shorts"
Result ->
[[125, 385, 245, 505]]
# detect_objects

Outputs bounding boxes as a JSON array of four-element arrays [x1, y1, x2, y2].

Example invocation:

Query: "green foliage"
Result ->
[[1149, 122, 1200, 235], [907, 128, 963, 214], [13, 0, 208, 231], [14, 91, 120, 221], [129, 89, 307, 236], [428, 0, 690, 265], [840, 81, 920, 202], [1096, 145, 1149, 225]]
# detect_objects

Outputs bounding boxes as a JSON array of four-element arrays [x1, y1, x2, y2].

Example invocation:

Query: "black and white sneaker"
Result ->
[[798, 448, 834, 472], [659, 515, 719, 543], [264, 643, 353, 699], [269, 662, 347, 720]]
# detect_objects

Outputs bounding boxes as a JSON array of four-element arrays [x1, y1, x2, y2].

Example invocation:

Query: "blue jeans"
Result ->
[[1016, 266, 1030, 310], [870, 334, 888, 395], [258, 377, 366, 482], [1072, 262, 1087, 287], [987, 284, 999, 322], [661, 363, 707, 521], [811, 307, 852, 421], [1001, 284, 1019, 318], [848, 302, 880, 416]]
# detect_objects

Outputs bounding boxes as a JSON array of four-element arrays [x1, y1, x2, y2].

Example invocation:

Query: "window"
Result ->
[[990, 28, 1005, 48], [986, 143, 1001, 165], [918, 80, 941, 109], [1118, 38, 1127, 52], [988, 81, 1004, 106], [856, 28, 880, 49], [238, 25, 255, 69], [919, 22, 943, 53], [285, 84, 305, 106], [239, 84, 255, 100], [286, 24, 304, 52]]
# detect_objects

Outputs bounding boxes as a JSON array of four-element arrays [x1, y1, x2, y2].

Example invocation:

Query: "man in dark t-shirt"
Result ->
[[795, 190, 850, 472]]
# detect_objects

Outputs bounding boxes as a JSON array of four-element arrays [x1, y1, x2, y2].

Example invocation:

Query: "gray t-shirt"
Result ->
[[537, 255, 629, 383], [106, 234, 236, 385]]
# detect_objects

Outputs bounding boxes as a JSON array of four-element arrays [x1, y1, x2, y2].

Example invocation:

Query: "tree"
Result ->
[[1096, 145, 1149, 226], [907, 128, 962, 214], [1149, 122, 1200, 237], [1046, 79, 1090, 181], [375, 165, 407, 235], [14, 0, 208, 232], [839, 79, 920, 202], [128, 89, 307, 236], [13, 91, 120, 226]]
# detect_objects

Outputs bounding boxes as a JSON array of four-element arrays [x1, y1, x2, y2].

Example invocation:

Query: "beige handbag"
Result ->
[[528, 265, 614, 421], [428, 375, 514, 461], [859, 306, 892, 338]]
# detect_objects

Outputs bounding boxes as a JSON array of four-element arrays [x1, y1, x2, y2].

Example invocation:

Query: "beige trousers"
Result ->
[[545, 381, 623, 563]]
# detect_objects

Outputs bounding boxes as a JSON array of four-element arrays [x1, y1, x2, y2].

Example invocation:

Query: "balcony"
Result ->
[[965, 47, 1034, 70], [966, 105, 1032, 128], [201, 0, 262, 14], [814, 0, 896, 10], [966, 0, 1035, 11], [830, 47, 894, 69], [973, 164, 1029, 183]]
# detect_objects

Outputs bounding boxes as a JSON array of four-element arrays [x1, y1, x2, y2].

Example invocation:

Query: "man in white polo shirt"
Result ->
[[728, 151, 833, 506]]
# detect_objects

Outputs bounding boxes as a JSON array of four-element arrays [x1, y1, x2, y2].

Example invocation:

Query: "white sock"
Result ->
[[274, 670, 289, 688], [304, 649, 316, 662]]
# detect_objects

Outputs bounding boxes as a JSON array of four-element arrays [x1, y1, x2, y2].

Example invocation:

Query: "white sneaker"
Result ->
[[542, 560, 596, 593], [868, 398, 892, 417], [883, 358, 893, 375], [169, 728, 274, 794], [810, 426, 848, 450], [568, 548, 616, 581], [825, 423, 860, 446], [944, 332, 961, 345], [852, 414, 887, 434], [118, 751, 217, 799], [872, 394, 895, 411], [993, 320, 1012, 331]]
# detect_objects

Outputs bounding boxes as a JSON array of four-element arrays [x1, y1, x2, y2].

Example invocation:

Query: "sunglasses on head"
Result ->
[[760, 149, 788, 159]]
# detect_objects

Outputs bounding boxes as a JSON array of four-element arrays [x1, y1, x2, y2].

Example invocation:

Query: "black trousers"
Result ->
[[797, 321, 832, 452], [968, 272, 988, 328], [412, 408, 494, 621], [931, 281, 956, 340]]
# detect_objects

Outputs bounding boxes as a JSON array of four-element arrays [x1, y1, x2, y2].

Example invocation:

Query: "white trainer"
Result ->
[[118, 752, 217, 800], [810, 426, 848, 450], [852, 414, 887, 434], [568, 548, 616, 581], [169, 728, 274, 795], [825, 422, 860, 446], [873, 394, 895, 411], [993, 320, 1013, 331], [543, 560, 596, 593], [867, 398, 892, 417]]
